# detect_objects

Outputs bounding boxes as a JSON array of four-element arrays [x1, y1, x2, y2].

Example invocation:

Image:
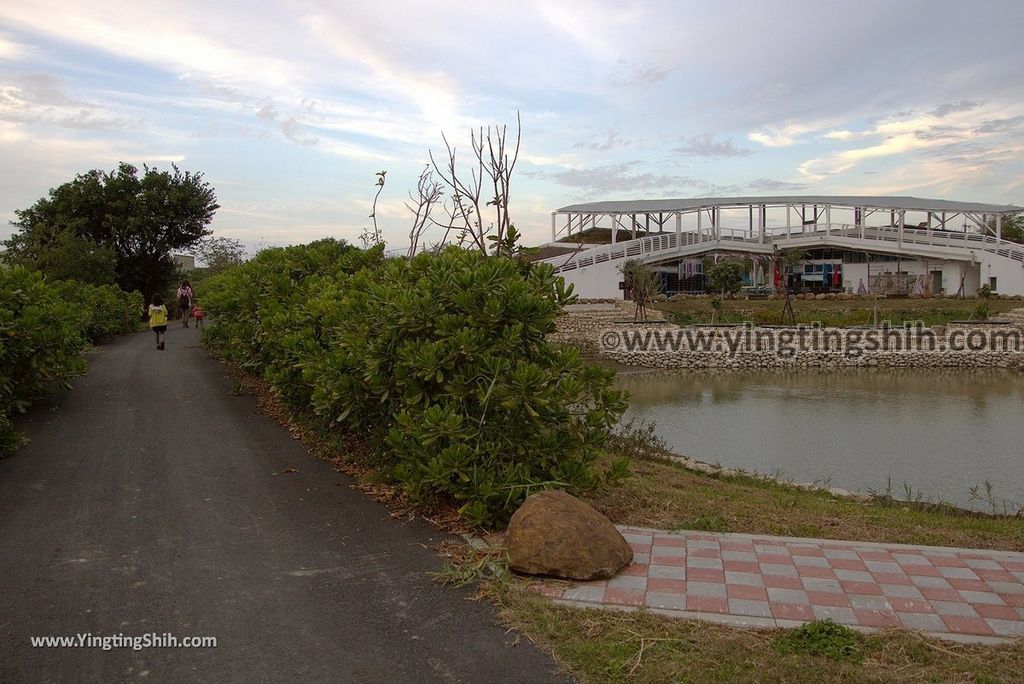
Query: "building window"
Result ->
[[989, 277, 998, 291]]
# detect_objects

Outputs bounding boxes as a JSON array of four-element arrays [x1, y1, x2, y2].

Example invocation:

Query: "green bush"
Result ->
[[55, 281, 143, 342], [773, 620, 864, 661], [202, 240, 628, 526], [0, 267, 90, 452]]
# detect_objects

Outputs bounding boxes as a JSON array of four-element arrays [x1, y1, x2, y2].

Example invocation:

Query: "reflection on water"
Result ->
[[617, 369, 1024, 509]]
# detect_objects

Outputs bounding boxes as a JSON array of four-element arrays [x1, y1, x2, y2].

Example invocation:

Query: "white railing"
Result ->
[[545, 224, 1024, 273]]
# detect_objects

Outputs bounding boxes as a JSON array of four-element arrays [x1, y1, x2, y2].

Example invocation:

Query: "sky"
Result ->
[[1, 0, 1023, 253]]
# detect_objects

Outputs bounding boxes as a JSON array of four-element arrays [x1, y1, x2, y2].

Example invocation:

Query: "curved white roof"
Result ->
[[557, 195, 1021, 214]]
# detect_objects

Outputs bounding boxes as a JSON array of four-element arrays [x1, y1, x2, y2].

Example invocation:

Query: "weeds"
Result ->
[[773, 620, 865, 662]]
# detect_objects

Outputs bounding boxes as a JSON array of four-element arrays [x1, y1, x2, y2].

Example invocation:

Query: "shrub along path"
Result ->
[[534, 526, 1024, 643], [0, 325, 566, 683]]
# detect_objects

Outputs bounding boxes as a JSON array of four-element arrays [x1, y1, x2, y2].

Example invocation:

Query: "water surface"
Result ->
[[617, 369, 1024, 510]]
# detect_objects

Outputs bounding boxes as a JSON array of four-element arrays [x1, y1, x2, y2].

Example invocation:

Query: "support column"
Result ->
[[697, 209, 703, 243], [996, 214, 1002, 241], [786, 205, 792, 240], [825, 205, 831, 237], [611, 214, 617, 244], [898, 210, 905, 248], [550, 213, 556, 242], [675, 211, 682, 246]]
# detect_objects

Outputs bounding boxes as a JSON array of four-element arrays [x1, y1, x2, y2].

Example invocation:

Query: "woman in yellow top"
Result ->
[[149, 293, 168, 350]]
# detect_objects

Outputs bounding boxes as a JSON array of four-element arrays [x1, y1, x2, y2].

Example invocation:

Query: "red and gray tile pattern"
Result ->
[[532, 527, 1024, 643]]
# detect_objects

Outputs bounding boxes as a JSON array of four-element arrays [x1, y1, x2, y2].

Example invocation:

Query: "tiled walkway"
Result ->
[[532, 527, 1024, 643]]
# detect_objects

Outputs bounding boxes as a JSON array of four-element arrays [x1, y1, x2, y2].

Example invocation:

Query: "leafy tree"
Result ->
[[194, 236, 246, 275], [22, 228, 117, 285], [5, 162, 219, 300], [621, 260, 660, 322], [707, 260, 746, 296]]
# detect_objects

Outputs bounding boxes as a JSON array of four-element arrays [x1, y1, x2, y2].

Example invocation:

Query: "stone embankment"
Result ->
[[554, 303, 1024, 371]]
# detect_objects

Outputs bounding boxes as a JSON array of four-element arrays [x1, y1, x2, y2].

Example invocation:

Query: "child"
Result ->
[[192, 302, 205, 327], [149, 293, 168, 350]]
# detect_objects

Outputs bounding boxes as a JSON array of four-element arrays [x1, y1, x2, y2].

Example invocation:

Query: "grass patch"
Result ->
[[489, 580, 1024, 683], [584, 452, 1024, 552], [655, 297, 1022, 327]]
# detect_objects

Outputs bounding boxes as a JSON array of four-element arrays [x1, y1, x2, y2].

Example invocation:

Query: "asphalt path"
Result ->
[[0, 324, 566, 683]]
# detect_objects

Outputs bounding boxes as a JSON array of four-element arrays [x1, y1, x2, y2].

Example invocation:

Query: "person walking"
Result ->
[[149, 294, 168, 350], [176, 280, 195, 327]]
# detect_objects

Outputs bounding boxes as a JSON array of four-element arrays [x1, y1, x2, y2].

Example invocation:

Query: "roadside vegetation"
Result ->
[[200, 239, 629, 527], [657, 296, 1022, 327], [0, 267, 142, 452]]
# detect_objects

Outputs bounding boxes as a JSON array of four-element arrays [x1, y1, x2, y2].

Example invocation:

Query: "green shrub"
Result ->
[[55, 281, 143, 342], [773, 620, 864, 661], [202, 241, 628, 526], [0, 267, 90, 452]]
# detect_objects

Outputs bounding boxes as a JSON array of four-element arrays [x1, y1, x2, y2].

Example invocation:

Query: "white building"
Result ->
[[541, 196, 1023, 298]]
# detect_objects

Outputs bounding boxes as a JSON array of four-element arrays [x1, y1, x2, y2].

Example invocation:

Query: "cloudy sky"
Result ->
[[1, 0, 1023, 251]]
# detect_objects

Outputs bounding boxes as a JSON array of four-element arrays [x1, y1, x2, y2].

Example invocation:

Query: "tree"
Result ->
[[194, 236, 246, 275], [22, 228, 118, 285], [774, 249, 807, 325], [621, 260, 660, 322], [707, 260, 745, 297], [5, 162, 219, 300]]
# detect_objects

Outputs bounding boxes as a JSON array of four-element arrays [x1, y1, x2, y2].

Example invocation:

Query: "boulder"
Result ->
[[506, 489, 632, 580]]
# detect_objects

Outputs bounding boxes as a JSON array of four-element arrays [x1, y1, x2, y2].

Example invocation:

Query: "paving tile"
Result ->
[[796, 565, 836, 579], [607, 575, 647, 591], [848, 595, 891, 611], [722, 550, 757, 563], [880, 584, 925, 599], [647, 577, 688, 593], [865, 560, 903, 575], [687, 540, 721, 550], [723, 560, 760, 573], [687, 595, 728, 614], [687, 555, 724, 570], [788, 546, 826, 557], [983, 618, 1024, 637], [871, 571, 913, 586], [897, 612, 948, 632], [729, 599, 772, 618], [724, 571, 764, 587], [647, 578, 686, 594], [792, 555, 830, 568], [605, 588, 646, 606], [839, 581, 883, 596], [945, 578, 989, 592], [727, 584, 768, 601], [763, 574, 804, 590], [926, 555, 968, 568], [903, 564, 942, 577], [760, 563, 798, 577], [1001, 560, 1024, 572], [957, 590, 1006, 605], [909, 575, 953, 589], [822, 549, 860, 561], [646, 591, 686, 610], [687, 581, 726, 598], [917, 586, 964, 603], [930, 601, 979, 617], [687, 568, 725, 583], [963, 558, 1003, 571], [806, 591, 850, 608], [563, 585, 607, 603], [619, 563, 648, 577], [854, 609, 902, 628], [936, 566, 980, 580], [974, 569, 1016, 583], [771, 603, 815, 621], [893, 553, 930, 566], [1000, 593, 1024, 608], [834, 569, 873, 582], [530, 583, 566, 599], [940, 615, 994, 636], [756, 553, 794, 565], [623, 533, 653, 545], [971, 603, 1019, 621], [988, 581, 1024, 595], [888, 597, 934, 613], [633, 553, 650, 565], [720, 541, 755, 553], [767, 588, 810, 605], [811, 606, 857, 624], [653, 535, 688, 548], [653, 546, 686, 558], [650, 554, 688, 567], [859, 550, 894, 562], [829, 558, 868, 571], [648, 564, 686, 580], [801, 578, 843, 594]]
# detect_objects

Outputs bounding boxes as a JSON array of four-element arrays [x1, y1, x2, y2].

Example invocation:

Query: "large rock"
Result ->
[[506, 490, 633, 580]]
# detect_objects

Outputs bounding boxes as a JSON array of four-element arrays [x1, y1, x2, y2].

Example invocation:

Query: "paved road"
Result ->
[[0, 325, 566, 683]]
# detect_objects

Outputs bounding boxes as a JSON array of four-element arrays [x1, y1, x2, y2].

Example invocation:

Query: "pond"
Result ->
[[616, 369, 1024, 511]]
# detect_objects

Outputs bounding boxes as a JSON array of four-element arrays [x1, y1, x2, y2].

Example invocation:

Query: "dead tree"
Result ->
[[405, 165, 443, 259]]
